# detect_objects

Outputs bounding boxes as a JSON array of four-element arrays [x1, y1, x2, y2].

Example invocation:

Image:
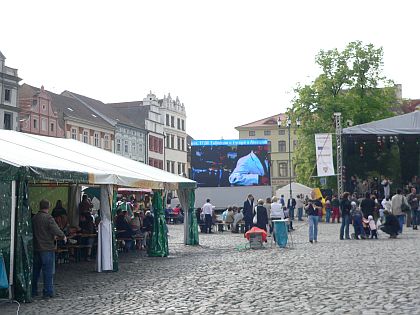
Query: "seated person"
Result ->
[[172, 204, 184, 223], [165, 206, 172, 222], [232, 208, 244, 233], [225, 207, 235, 230], [79, 213, 96, 261], [115, 210, 135, 251], [380, 210, 400, 238], [52, 200, 69, 233], [142, 211, 154, 233]]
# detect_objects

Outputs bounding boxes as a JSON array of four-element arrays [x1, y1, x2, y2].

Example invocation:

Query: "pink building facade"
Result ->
[[19, 84, 65, 137]]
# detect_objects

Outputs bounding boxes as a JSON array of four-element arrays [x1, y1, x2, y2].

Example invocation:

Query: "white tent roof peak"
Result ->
[[343, 111, 420, 135], [275, 182, 313, 198]]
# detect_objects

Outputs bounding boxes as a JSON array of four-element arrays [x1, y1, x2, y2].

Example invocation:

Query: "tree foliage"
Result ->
[[291, 41, 397, 187]]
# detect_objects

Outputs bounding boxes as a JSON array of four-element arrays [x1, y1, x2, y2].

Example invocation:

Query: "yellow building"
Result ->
[[235, 114, 298, 191]]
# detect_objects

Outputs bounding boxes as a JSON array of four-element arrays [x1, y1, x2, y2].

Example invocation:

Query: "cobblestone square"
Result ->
[[2, 221, 420, 314]]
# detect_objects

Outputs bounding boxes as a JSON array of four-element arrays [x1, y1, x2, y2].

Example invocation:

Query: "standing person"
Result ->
[[368, 215, 378, 239], [32, 199, 67, 298], [325, 199, 332, 223], [254, 199, 269, 231], [407, 187, 419, 230], [360, 192, 375, 219], [305, 198, 321, 243], [391, 189, 408, 234], [243, 194, 254, 233], [287, 196, 296, 221], [263, 197, 272, 234], [202, 199, 214, 234], [340, 192, 352, 240], [296, 194, 304, 221], [351, 202, 366, 240], [79, 194, 93, 214], [331, 194, 340, 223]]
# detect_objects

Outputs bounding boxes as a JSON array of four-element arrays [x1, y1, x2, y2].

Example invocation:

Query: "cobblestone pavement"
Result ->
[[2, 221, 420, 314]]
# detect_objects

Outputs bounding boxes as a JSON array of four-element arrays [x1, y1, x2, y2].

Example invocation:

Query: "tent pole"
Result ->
[[8, 180, 16, 300]]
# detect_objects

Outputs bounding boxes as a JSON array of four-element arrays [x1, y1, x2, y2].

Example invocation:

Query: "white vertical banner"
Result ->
[[315, 133, 335, 177]]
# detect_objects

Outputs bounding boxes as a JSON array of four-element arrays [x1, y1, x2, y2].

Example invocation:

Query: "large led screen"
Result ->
[[191, 139, 270, 187]]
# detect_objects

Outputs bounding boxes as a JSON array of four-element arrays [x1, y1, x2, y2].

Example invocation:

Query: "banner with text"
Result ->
[[315, 133, 335, 177]]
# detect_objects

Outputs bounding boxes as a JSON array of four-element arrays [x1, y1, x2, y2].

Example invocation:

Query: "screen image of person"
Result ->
[[228, 149, 269, 186]]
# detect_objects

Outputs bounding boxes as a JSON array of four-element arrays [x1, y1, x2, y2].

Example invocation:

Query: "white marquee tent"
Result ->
[[275, 182, 313, 199]]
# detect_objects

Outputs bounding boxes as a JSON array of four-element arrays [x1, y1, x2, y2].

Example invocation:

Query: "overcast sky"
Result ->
[[2, 0, 420, 140]]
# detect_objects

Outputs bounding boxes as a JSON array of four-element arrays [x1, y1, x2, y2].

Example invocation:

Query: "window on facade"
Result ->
[[293, 140, 298, 150], [177, 118, 180, 130], [154, 137, 158, 153], [166, 160, 171, 172], [33, 119, 38, 129], [4, 89, 11, 102], [181, 138, 185, 151], [71, 128, 77, 140], [249, 130, 255, 136], [149, 136, 154, 151], [181, 119, 185, 131], [178, 163, 182, 175], [158, 160, 163, 170], [267, 140, 271, 153], [166, 114, 170, 126], [116, 139, 121, 152], [124, 140, 129, 153], [264, 130, 271, 136], [83, 131, 89, 144], [41, 118, 47, 131], [149, 158, 153, 166], [158, 138, 163, 154], [32, 99, 37, 106], [279, 129, 285, 135], [171, 161, 175, 173], [104, 135, 109, 149], [132, 142, 136, 153], [177, 137, 180, 150], [94, 133, 100, 147], [166, 134, 169, 148], [170, 135, 175, 149], [181, 163, 186, 175], [4, 113, 12, 130], [171, 116, 174, 128], [278, 162, 288, 177], [278, 141, 286, 152], [50, 122, 55, 132]]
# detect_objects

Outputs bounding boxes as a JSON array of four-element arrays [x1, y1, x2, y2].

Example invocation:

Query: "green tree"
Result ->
[[291, 41, 396, 188]]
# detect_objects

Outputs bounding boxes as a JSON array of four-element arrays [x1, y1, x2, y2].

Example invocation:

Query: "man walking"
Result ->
[[391, 189, 408, 234], [243, 194, 254, 233], [32, 199, 67, 298], [296, 194, 304, 221], [202, 199, 214, 233], [407, 187, 419, 230]]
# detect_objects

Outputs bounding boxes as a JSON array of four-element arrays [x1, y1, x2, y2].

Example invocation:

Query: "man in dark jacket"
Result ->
[[380, 210, 400, 238], [243, 194, 254, 233], [32, 199, 67, 298]]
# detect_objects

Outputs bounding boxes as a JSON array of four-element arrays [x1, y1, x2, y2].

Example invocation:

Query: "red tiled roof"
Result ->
[[235, 113, 286, 129]]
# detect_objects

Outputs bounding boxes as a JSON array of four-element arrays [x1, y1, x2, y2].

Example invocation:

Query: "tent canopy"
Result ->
[[0, 130, 196, 189], [276, 182, 313, 199], [343, 111, 420, 135]]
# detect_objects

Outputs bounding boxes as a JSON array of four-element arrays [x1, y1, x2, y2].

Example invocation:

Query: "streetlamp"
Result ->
[[277, 115, 301, 220]]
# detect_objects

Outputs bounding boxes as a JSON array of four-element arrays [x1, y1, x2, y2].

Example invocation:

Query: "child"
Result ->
[[351, 202, 366, 239], [368, 215, 378, 239]]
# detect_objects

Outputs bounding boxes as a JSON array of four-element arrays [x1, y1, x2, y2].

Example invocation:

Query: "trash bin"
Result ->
[[273, 219, 288, 248]]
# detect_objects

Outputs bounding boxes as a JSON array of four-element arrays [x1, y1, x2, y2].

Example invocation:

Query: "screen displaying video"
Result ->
[[191, 139, 270, 187]]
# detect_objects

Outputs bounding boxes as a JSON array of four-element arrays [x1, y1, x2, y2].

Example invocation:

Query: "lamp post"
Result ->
[[277, 115, 301, 216]]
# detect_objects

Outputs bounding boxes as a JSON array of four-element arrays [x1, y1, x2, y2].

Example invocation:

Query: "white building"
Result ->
[[160, 93, 187, 176], [0, 51, 21, 131]]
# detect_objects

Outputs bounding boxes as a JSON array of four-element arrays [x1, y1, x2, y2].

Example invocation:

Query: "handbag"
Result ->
[[401, 202, 410, 213], [253, 206, 258, 224]]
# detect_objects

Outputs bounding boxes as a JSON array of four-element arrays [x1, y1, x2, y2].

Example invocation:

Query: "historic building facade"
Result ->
[[160, 93, 188, 176], [0, 51, 20, 131], [235, 114, 298, 190]]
